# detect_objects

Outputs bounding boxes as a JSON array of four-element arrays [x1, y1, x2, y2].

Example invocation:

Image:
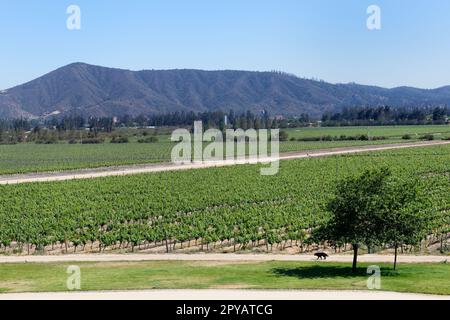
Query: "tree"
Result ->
[[314, 167, 429, 272], [315, 168, 390, 272], [432, 107, 447, 124], [278, 131, 289, 142], [379, 177, 431, 270]]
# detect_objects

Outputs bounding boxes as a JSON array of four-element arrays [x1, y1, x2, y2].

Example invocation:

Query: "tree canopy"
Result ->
[[315, 167, 432, 272]]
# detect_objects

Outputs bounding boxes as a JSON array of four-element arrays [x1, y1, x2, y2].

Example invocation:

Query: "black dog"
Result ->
[[314, 252, 329, 260]]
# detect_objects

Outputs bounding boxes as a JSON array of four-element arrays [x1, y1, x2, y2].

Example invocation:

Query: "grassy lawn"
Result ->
[[0, 261, 448, 295]]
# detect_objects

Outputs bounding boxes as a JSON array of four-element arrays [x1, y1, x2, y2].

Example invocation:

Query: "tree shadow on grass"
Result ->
[[272, 265, 398, 279]]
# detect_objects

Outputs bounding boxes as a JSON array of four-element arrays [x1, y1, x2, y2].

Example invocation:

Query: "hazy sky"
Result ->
[[1, 0, 450, 90]]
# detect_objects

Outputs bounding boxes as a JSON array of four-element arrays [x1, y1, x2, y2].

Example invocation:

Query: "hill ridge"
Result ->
[[1, 63, 449, 119]]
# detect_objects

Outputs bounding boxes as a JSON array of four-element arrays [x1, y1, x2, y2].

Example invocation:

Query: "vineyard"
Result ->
[[284, 125, 450, 139], [0, 144, 448, 255], [0, 125, 449, 174], [0, 137, 406, 174]]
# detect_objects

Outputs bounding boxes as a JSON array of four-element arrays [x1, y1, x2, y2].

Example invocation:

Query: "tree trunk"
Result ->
[[352, 243, 359, 273], [394, 244, 398, 271]]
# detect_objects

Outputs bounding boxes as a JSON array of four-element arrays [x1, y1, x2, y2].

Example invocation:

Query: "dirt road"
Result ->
[[0, 253, 447, 264], [0, 140, 448, 185], [0, 289, 448, 300]]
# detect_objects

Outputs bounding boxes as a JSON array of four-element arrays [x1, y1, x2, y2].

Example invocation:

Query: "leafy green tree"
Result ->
[[314, 168, 389, 272], [278, 131, 289, 141], [380, 177, 432, 270], [314, 167, 430, 272]]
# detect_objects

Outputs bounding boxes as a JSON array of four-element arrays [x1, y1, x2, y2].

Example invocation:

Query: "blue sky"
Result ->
[[1, 0, 450, 90]]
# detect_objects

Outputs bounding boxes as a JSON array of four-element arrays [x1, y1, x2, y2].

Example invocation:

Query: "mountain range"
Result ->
[[1, 62, 450, 119]]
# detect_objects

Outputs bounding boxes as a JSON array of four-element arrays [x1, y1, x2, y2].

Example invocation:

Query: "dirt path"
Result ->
[[0, 289, 448, 300], [0, 253, 447, 264], [0, 140, 448, 185]]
